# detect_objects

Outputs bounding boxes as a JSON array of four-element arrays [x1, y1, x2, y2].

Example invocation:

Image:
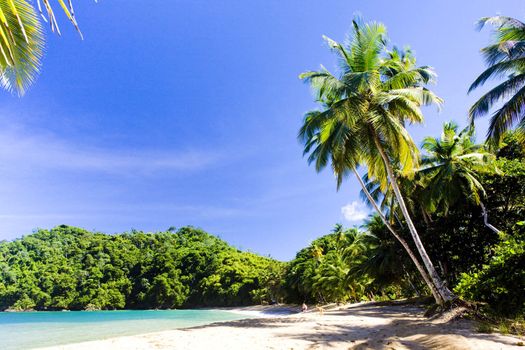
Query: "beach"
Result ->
[[38, 302, 523, 350]]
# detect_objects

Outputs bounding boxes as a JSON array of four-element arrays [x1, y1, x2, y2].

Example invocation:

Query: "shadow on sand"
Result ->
[[185, 303, 521, 349]]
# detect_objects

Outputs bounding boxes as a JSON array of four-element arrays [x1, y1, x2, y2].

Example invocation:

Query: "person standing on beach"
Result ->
[[302, 303, 308, 312]]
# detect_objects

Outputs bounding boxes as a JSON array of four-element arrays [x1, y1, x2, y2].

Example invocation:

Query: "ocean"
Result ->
[[0, 309, 250, 349]]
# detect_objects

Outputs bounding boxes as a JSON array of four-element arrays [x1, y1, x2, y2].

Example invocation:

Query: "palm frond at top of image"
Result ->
[[36, 0, 86, 39], [0, 0, 92, 95], [0, 0, 44, 95]]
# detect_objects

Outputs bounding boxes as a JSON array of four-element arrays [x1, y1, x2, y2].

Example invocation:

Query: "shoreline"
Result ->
[[205, 304, 301, 317], [1, 304, 300, 314], [36, 302, 524, 350]]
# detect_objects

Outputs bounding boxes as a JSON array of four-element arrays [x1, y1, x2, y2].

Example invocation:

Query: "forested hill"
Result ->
[[0, 226, 285, 311]]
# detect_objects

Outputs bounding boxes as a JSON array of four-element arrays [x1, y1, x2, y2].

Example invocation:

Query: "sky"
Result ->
[[0, 0, 523, 260]]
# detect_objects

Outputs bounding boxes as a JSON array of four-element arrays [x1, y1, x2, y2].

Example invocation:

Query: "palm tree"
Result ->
[[313, 249, 353, 303], [340, 227, 370, 260], [299, 19, 454, 305], [420, 122, 501, 233], [356, 215, 421, 297], [469, 16, 525, 146], [313, 227, 372, 302], [0, 0, 83, 94]]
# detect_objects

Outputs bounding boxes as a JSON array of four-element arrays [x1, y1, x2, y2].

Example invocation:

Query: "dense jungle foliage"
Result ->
[[294, 15, 525, 315], [285, 135, 525, 316], [0, 226, 286, 311]]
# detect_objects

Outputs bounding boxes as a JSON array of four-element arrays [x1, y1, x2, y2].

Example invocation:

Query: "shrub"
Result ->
[[455, 232, 525, 316]]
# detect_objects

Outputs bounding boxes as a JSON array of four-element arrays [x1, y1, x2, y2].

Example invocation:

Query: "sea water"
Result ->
[[0, 309, 250, 350]]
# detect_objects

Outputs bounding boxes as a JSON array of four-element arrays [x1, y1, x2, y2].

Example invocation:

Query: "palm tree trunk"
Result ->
[[372, 137, 455, 305], [351, 167, 444, 304], [479, 201, 502, 234]]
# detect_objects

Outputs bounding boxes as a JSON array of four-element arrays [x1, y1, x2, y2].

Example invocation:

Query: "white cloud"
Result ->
[[0, 204, 247, 222], [341, 201, 368, 222], [0, 125, 219, 175]]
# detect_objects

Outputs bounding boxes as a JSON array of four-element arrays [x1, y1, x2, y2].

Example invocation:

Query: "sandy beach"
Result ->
[[38, 302, 524, 350]]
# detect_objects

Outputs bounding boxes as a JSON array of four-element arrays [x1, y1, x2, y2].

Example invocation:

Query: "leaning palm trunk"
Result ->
[[373, 137, 455, 304], [479, 202, 502, 234], [352, 167, 445, 304]]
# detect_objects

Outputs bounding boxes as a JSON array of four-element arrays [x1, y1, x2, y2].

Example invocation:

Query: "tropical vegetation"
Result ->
[[297, 17, 525, 315], [0, 6, 523, 324], [299, 18, 453, 305], [286, 130, 524, 315], [469, 16, 525, 146], [0, 225, 286, 310]]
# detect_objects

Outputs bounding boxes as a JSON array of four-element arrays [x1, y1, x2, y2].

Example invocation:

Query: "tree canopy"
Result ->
[[0, 225, 286, 310]]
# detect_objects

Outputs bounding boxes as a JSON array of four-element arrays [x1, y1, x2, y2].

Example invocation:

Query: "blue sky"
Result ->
[[0, 0, 523, 260]]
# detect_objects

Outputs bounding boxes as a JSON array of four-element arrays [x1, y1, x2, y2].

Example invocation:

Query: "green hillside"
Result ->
[[0, 226, 285, 311]]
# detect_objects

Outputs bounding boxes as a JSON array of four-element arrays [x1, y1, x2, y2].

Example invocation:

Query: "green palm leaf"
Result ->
[[420, 122, 495, 213], [0, 0, 88, 95], [0, 0, 43, 95], [470, 15, 525, 145]]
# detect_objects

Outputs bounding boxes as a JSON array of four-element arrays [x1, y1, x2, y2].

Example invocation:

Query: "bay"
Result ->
[[0, 309, 249, 350]]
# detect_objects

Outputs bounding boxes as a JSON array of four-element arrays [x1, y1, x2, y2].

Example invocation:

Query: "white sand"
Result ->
[[38, 303, 524, 350]]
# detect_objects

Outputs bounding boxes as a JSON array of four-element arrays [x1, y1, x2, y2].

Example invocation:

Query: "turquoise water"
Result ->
[[0, 309, 250, 350]]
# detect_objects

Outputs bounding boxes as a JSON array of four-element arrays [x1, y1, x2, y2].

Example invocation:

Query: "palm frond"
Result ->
[[476, 16, 525, 31], [480, 42, 525, 66], [486, 83, 525, 145], [0, 0, 44, 95], [469, 58, 525, 93], [300, 67, 347, 101], [0, 0, 92, 95], [36, 0, 83, 39], [419, 122, 494, 213]]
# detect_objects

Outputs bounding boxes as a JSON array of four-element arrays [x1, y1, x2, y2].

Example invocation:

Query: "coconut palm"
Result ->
[[312, 249, 353, 303], [301, 117, 444, 304], [298, 19, 454, 304], [356, 215, 419, 295], [313, 228, 372, 302], [340, 227, 371, 261], [420, 122, 501, 233], [0, 0, 84, 95], [469, 16, 525, 146]]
